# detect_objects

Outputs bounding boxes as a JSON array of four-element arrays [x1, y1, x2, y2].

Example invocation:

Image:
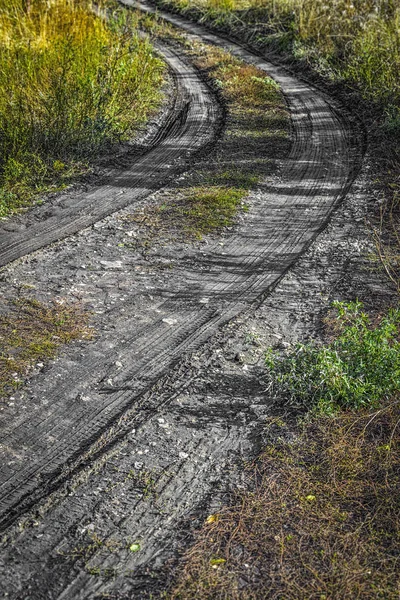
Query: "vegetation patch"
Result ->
[[169, 403, 400, 599], [168, 301, 400, 598], [0, 297, 93, 400], [265, 300, 400, 413], [125, 39, 290, 240], [0, 0, 165, 218]]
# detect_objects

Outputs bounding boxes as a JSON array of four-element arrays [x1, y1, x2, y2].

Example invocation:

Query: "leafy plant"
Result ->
[[265, 301, 400, 412]]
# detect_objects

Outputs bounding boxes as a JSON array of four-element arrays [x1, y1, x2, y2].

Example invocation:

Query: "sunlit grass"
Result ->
[[0, 0, 165, 217]]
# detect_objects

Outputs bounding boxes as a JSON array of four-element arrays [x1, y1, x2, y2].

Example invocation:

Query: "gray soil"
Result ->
[[0, 2, 394, 598]]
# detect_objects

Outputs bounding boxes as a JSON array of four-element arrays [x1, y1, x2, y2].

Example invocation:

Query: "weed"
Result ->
[[265, 300, 400, 413], [0, 297, 93, 401], [106, 467, 158, 498], [370, 188, 400, 292]]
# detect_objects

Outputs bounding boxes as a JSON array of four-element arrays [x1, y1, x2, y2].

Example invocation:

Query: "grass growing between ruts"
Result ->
[[0, 0, 165, 218], [0, 298, 93, 401], [125, 35, 290, 240]]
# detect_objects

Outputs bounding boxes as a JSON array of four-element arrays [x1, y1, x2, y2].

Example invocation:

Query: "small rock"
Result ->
[[162, 317, 177, 326]]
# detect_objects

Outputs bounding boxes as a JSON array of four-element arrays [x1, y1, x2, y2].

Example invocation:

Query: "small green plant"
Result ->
[[265, 301, 400, 412]]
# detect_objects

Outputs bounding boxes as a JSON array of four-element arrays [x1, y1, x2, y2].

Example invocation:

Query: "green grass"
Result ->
[[160, 185, 248, 238], [0, 297, 93, 400], [265, 300, 400, 413], [0, 0, 165, 218]]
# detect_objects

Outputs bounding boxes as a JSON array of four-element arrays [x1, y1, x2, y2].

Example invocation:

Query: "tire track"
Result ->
[[0, 43, 218, 269], [0, 2, 363, 534]]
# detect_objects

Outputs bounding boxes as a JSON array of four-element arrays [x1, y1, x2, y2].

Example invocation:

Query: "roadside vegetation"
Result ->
[[169, 301, 400, 599], [0, 0, 165, 218], [0, 297, 93, 401], [170, 403, 400, 599]]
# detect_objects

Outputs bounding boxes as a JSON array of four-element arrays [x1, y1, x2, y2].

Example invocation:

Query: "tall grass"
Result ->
[[0, 0, 165, 217], [158, 0, 400, 116]]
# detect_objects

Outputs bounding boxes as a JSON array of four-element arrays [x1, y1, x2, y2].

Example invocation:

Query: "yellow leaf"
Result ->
[[206, 514, 219, 524], [210, 558, 226, 566]]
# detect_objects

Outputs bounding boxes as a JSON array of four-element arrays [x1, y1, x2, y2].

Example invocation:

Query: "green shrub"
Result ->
[[265, 301, 400, 412]]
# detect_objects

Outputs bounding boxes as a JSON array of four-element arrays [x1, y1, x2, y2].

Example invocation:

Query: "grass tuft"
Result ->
[[0, 297, 93, 401]]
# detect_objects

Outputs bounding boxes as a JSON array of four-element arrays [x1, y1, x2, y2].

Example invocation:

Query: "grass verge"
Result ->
[[168, 300, 400, 599], [0, 297, 93, 401], [169, 403, 400, 599], [0, 0, 165, 218], [265, 300, 400, 413]]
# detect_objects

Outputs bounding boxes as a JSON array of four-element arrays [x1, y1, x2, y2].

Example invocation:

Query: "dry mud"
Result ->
[[0, 3, 393, 598]]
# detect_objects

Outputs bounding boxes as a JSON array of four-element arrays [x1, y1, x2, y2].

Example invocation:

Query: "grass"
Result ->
[[169, 403, 400, 599], [125, 39, 290, 240], [167, 301, 400, 599], [0, 297, 93, 401], [265, 300, 400, 413], [0, 0, 165, 218]]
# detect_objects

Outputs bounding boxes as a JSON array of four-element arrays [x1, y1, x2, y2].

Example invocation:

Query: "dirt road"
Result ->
[[0, 3, 366, 597]]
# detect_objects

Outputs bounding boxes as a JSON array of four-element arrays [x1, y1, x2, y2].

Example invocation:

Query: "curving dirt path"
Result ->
[[0, 3, 364, 597]]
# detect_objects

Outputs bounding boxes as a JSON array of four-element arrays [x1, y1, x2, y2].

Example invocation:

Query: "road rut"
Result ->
[[0, 0, 362, 564]]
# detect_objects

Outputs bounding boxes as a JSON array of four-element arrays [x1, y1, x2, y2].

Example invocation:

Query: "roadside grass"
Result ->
[[155, 0, 400, 121], [169, 402, 400, 599], [0, 0, 165, 218], [125, 39, 290, 240], [0, 297, 93, 401], [169, 300, 400, 599]]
